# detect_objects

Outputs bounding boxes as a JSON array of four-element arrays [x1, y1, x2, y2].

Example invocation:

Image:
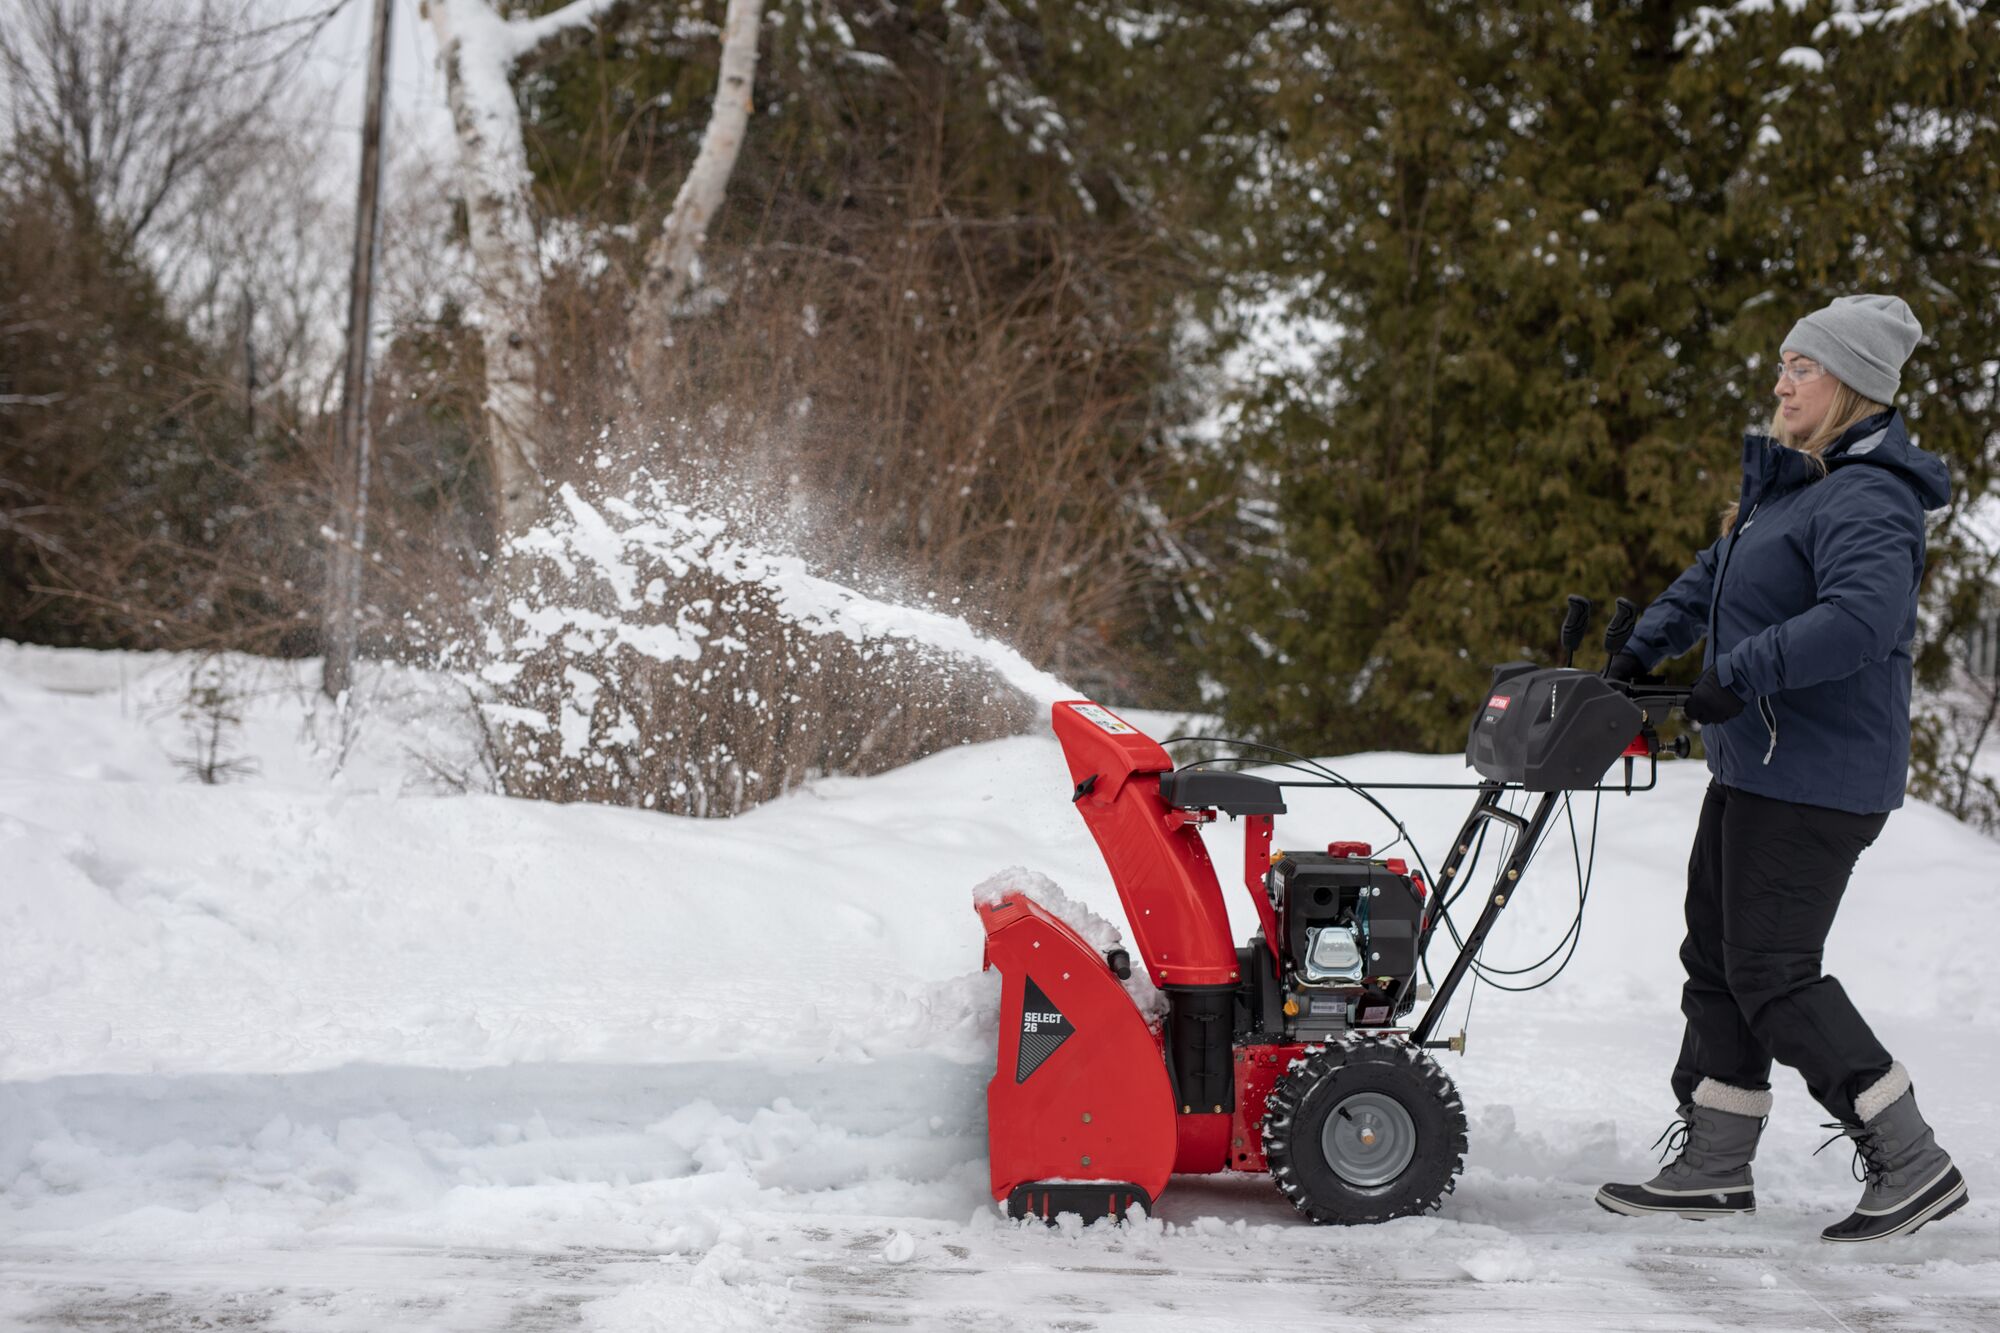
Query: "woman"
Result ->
[[1592, 294, 1966, 1243]]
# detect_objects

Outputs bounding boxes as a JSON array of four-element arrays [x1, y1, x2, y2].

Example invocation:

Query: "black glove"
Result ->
[[1685, 668, 1747, 725], [1604, 650, 1645, 683]]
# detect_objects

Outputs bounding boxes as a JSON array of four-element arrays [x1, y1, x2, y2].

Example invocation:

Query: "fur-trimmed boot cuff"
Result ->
[[1854, 1062, 1912, 1125], [1693, 1078, 1773, 1120]]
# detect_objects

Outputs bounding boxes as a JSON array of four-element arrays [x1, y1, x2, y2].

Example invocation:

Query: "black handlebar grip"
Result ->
[[1559, 594, 1593, 655], [1602, 596, 1640, 657]]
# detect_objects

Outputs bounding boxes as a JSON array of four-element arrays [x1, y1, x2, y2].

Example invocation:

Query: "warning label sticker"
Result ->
[[1071, 703, 1137, 735]]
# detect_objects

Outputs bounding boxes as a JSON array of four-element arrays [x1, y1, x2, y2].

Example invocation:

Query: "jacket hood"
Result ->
[[1738, 409, 1952, 512], [1821, 409, 1952, 511]]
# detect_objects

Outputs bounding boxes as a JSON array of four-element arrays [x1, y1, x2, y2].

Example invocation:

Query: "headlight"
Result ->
[[1304, 924, 1365, 983]]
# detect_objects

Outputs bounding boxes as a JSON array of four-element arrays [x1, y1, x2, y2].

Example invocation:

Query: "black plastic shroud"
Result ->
[[1465, 664, 1645, 791], [1155, 768, 1288, 815]]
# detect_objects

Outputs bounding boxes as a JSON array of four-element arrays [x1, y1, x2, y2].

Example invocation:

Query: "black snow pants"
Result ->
[[1670, 781, 1894, 1126]]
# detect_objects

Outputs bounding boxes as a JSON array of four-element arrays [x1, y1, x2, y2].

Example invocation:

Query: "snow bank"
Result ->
[[5, 643, 1995, 1079]]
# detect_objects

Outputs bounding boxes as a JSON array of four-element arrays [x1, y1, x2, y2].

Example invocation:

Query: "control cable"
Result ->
[[1164, 736, 1604, 996]]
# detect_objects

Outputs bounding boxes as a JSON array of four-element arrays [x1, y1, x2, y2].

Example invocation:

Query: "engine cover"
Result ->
[[1272, 852, 1432, 1008]]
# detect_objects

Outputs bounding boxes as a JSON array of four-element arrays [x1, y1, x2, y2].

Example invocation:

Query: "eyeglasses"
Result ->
[[1776, 359, 1826, 384]]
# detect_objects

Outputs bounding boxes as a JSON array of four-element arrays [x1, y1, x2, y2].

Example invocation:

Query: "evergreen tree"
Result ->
[[1192, 0, 1999, 753]]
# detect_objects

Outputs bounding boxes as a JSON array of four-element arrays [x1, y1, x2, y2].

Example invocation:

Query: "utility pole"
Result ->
[[242, 288, 255, 439], [323, 0, 393, 701]]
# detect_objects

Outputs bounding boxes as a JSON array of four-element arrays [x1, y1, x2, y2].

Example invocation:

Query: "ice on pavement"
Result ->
[[2, 643, 1995, 1331]]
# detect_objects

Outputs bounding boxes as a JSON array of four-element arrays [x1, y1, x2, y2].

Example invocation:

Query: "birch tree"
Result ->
[[626, 0, 764, 379], [425, 0, 766, 533], [425, 0, 614, 534]]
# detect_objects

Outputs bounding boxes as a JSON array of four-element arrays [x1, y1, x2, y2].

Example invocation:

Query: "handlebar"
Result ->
[[1608, 681, 1693, 706], [1601, 597, 1639, 665], [1559, 595, 1593, 666]]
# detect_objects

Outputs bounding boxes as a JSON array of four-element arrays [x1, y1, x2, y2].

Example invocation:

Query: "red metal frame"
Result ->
[[1241, 814, 1280, 967], [1229, 1043, 1311, 1172]]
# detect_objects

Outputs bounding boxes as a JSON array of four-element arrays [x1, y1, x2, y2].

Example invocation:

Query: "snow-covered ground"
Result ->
[[2, 644, 1995, 1332]]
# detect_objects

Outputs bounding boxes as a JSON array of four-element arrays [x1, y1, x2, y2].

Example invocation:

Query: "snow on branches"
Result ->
[[471, 478, 1047, 816], [1675, 0, 1981, 57]]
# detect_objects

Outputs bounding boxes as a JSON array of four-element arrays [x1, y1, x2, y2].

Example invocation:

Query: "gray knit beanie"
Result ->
[[1781, 294, 1922, 404]]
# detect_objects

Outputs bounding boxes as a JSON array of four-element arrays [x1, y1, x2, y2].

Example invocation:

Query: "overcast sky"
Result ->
[[297, 0, 454, 188]]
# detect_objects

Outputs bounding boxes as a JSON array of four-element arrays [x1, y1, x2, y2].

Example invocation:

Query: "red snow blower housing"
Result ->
[[977, 595, 1694, 1225]]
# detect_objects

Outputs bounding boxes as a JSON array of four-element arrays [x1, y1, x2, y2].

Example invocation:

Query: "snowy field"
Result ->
[[2, 642, 1996, 1332]]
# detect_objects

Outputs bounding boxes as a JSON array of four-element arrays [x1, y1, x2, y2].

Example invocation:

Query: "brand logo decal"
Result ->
[[1487, 694, 1510, 711], [1015, 977, 1076, 1083]]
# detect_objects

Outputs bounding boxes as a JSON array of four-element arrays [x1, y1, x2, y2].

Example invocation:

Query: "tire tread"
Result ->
[[1261, 1034, 1468, 1225]]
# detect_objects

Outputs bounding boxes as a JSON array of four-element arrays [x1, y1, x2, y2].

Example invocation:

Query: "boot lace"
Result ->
[[1652, 1115, 1692, 1164], [1814, 1121, 1887, 1185]]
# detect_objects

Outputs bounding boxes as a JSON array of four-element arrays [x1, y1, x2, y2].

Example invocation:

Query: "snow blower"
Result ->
[[976, 595, 1695, 1225]]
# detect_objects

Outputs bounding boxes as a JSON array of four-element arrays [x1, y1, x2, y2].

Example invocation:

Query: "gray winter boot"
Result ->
[[1820, 1063, 1968, 1243], [1596, 1080, 1768, 1220]]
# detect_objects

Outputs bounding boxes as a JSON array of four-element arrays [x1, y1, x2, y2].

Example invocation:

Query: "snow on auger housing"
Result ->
[[976, 596, 1697, 1225]]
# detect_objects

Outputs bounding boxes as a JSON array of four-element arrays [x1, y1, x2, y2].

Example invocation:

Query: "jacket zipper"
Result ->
[[1708, 501, 1778, 762], [1708, 500, 1758, 644]]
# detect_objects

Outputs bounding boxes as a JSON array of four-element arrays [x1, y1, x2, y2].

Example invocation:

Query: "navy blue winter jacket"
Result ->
[[1625, 410, 1951, 814]]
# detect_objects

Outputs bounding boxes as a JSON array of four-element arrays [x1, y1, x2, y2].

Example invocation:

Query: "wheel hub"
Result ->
[[1320, 1090, 1417, 1188]]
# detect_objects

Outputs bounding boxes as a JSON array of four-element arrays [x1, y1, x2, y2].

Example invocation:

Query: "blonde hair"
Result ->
[[1721, 380, 1889, 532]]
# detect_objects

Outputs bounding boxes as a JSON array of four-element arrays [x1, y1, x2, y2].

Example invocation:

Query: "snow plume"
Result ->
[[515, 482, 1071, 707], [474, 476, 1067, 816]]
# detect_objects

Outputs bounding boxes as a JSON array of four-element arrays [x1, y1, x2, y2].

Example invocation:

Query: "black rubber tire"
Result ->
[[1262, 1034, 1468, 1225]]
